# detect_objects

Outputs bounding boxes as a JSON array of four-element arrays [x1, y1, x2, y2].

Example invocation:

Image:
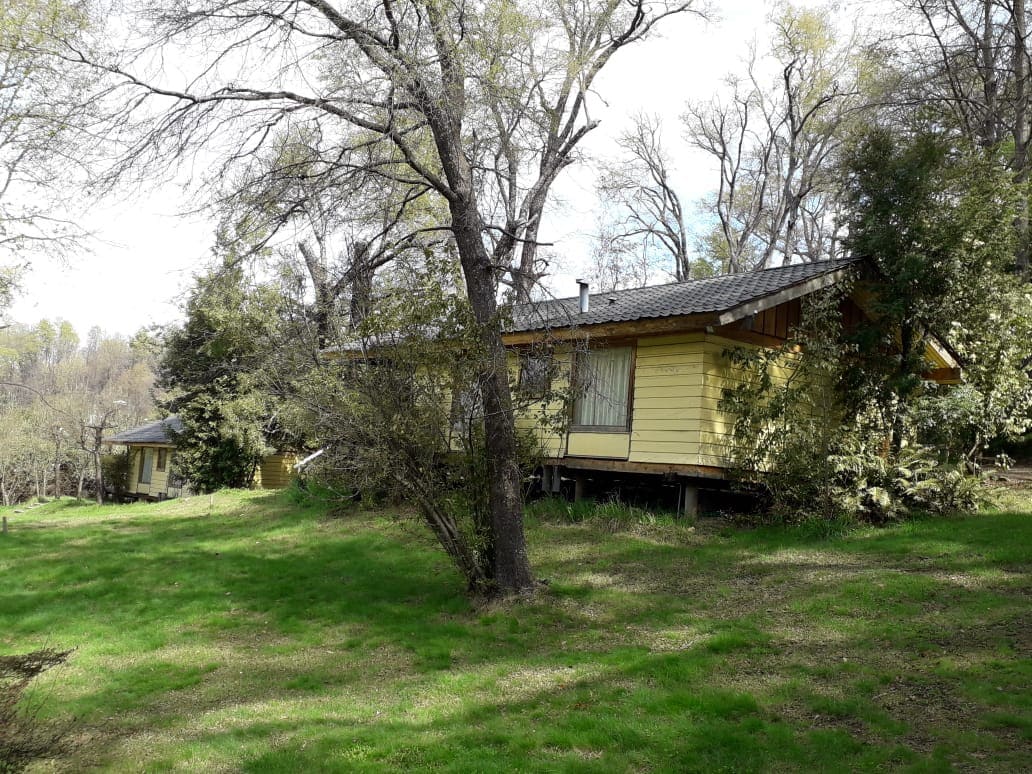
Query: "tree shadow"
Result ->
[[2, 493, 1028, 770]]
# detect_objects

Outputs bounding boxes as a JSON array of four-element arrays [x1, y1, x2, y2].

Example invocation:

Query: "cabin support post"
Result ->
[[573, 475, 586, 502], [540, 466, 552, 495], [679, 481, 699, 518], [550, 466, 562, 493]]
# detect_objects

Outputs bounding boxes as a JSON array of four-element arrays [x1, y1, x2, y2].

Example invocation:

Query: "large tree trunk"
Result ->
[[1013, 0, 1031, 275], [450, 198, 535, 594], [349, 241, 374, 329], [421, 11, 536, 594]]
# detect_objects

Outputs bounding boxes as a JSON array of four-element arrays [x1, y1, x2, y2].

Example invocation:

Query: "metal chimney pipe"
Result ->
[[576, 279, 589, 313]]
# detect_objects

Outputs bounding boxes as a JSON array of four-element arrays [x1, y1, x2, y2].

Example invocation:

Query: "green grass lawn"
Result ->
[[1, 488, 1029, 772]]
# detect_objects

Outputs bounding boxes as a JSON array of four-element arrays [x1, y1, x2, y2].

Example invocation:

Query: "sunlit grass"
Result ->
[[1, 487, 1029, 771]]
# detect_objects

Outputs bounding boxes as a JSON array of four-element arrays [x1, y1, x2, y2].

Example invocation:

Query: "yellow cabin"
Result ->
[[105, 417, 185, 501], [505, 258, 961, 513], [106, 416, 298, 500]]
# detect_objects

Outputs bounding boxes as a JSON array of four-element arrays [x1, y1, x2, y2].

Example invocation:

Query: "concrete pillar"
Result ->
[[680, 482, 699, 518], [573, 475, 586, 502], [540, 466, 552, 495]]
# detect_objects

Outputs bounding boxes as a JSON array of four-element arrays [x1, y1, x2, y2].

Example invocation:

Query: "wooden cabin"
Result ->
[[105, 417, 185, 501], [106, 416, 298, 500], [505, 258, 961, 513]]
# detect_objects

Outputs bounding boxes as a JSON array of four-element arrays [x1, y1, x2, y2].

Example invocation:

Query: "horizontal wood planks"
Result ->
[[257, 453, 297, 489], [509, 300, 814, 473]]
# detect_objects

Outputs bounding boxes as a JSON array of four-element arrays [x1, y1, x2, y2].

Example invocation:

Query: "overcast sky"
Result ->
[[9, 0, 838, 338]]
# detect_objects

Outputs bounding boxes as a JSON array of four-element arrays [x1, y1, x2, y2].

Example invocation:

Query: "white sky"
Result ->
[[8, 0, 831, 338]]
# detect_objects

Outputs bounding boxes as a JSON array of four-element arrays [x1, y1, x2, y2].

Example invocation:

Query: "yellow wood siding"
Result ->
[[512, 294, 870, 474], [511, 349, 570, 458], [697, 336, 805, 468], [126, 445, 176, 498], [509, 333, 747, 470], [567, 432, 630, 459], [255, 453, 297, 489], [628, 333, 707, 465]]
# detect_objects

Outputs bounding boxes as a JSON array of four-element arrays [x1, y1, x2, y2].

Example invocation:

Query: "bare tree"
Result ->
[[59, 0, 700, 595], [214, 126, 447, 345], [683, 3, 865, 272], [595, 114, 692, 282], [0, 0, 93, 274], [899, 0, 1032, 273], [469, 4, 708, 301]]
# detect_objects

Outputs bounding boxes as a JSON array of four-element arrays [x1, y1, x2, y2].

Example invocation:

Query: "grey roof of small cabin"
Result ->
[[510, 258, 861, 333], [106, 416, 184, 445]]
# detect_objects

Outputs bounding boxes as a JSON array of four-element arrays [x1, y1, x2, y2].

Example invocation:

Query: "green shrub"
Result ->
[[100, 452, 131, 502], [720, 286, 987, 527]]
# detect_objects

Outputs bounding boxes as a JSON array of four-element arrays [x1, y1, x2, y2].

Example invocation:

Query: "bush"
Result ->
[[101, 452, 131, 502], [0, 648, 71, 773], [826, 441, 984, 523], [720, 286, 987, 527]]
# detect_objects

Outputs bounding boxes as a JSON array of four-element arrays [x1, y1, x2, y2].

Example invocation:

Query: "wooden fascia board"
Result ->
[[716, 268, 852, 326], [556, 456, 729, 480], [923, 367, 963, 384], [710, 326, 795, 349], [502, 313, 719, 346], [924, 337, 960, 369]]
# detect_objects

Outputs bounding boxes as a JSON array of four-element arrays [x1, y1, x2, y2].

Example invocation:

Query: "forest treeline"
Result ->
[[0, 322, 160, 505]]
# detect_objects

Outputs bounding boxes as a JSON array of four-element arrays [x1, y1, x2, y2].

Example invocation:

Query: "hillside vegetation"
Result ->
[[1, 490, 1029, 771]]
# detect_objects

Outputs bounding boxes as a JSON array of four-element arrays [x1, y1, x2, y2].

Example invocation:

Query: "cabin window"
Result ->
[[156, 448, 167, 472], [573, 347, 633, 430], [138, 449, 153, 485], [517, 353, 551, 399]]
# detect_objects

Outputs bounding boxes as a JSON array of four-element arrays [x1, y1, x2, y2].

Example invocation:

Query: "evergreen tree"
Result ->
[[160, 265, 284, 492]]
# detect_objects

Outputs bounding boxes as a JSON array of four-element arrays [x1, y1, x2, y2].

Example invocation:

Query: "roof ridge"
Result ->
[[523, 257, 859, 307]]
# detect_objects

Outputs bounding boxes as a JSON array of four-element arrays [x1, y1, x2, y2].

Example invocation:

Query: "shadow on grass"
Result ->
[[1, 491, 1029, 770]]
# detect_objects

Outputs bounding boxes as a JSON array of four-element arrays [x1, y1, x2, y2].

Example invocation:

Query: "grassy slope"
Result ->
[[0, 490, 1029, 773]]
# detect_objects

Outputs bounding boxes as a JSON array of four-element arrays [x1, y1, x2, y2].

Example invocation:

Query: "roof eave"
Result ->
[[716, 267, 855, 326]]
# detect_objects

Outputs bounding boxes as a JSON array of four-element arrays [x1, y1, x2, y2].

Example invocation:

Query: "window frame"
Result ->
[[138, 448, 153, 485], [516, 350, 552, 400], [570, 343, 636, 433], [156, 448, 168, 473]]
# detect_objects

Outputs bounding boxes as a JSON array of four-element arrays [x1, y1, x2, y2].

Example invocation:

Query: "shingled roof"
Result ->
[[510, 258, 861, 333], [106, 416, 184, 445]]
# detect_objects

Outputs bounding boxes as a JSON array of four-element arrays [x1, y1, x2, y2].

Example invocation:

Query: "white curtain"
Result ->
[[574, 347, 632, 428], [138, 449, 153, 484]]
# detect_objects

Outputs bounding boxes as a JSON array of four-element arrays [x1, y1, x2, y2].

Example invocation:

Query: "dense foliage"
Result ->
[[0, 322, 160, 505], [721, 130, 1030, 523], [159, 264, 287, 493]]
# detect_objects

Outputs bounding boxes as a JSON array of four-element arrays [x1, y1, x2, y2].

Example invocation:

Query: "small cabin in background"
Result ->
[[506, 258, 961, 514], [105, 417, 185, 501], [105, 416, 298, 501]]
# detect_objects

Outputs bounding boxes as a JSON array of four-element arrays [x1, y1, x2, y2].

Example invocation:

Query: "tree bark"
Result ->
[[449, 197, 535, 593], [349, 241, 374, 329], [1013, 0, 1031, 274]]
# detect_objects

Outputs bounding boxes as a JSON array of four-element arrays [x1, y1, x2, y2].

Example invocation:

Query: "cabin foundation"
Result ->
[[538, 460, 737, 518]]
